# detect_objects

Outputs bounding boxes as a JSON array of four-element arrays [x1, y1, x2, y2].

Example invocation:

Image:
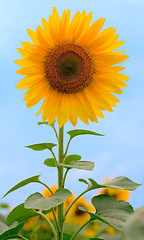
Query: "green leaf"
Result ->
[[79, 178, 88, 184], [38, 121, 48, 125], [103, 176, 141, 191], [0, 214, 6, 223], [25, 189, 72, 210], [6, 204, 38, 226], [26, 143, 57, 151], [44, 158, 56, 167], [67, 129, 104, 140], [87, 176, 141, 191], [0, 221, 24, 239], [80, 195, 133, 231], [63, 233, 72, 240], [65, 154, 81, 164], [0, 203, 10, 209], [59, 161, 94, 171], [3, 175, 40, 198]]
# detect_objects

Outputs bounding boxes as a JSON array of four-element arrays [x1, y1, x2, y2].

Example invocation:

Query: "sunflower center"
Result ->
[[44, 44, 93, 94], [75, 204, 86, 216]]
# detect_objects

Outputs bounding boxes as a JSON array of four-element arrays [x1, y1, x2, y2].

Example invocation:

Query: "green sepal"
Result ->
[[26, 143, 57, 151], [59, 161, 94, 171], [63, 233, 72, 240], [79, 178, 88, 184], [6, 203, 38, 226], [44, 158, 56, 167], [38, 121, 48, 125], [67, 129, 104, 140], [25, 189, 72, 210], [3, 175, 40, 198], [65, 154, 81, 164], [0, 221, 24, 239], [79, 176, 141, 191], [79, 195, 133, 231]]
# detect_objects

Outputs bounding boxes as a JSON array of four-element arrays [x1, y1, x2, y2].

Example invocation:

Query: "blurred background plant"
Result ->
[[1, 178, 142, 240]]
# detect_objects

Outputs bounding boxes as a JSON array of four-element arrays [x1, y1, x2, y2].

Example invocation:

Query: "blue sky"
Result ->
[[0, 0, 144, 210]]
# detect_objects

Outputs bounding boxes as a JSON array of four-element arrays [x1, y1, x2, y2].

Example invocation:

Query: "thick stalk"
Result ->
[[58, 126, 64, 240]]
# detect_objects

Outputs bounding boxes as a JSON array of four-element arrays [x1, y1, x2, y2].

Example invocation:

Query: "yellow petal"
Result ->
[[27, 29, 39, 45], [16, 75, 43, 89]]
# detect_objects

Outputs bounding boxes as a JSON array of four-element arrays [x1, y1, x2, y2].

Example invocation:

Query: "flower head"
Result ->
[[15, 8, 129, 127]]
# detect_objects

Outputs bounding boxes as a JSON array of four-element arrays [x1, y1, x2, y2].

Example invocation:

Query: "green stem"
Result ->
[[51, 149, 59, 168], [18, 233, 29, 240], [37, 211, 57, 239], [65, 189, 89, 217], [52, 208, 60, 233], [70, 220, 91, 240], [64, 138, 71, 159], [51, 125, 59, 141], [62, 168, 69, 188], [58, 126, 64, 240], [38, 181, 54, 195]]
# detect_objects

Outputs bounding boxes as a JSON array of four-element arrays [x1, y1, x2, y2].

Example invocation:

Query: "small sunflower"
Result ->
[[15, 8, 129, 127], [66, 197, 94, 225], [98, 178, 130, 201]]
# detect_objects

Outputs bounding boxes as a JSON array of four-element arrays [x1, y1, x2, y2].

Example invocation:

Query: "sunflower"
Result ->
[[15, 7, 129, 127], [66, 197, 94, 225], [98, 178, 130, 201]]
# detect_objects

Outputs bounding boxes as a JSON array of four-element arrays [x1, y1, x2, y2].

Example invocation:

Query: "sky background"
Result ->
[[0, 0, 144, 210]]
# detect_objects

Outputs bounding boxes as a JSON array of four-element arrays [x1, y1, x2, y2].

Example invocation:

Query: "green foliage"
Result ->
[[6, 204, 38, 226], [63, 233, 72, 239], [3, 175, 41, 198], [26, 143, 57, 151], [25, 189, 72, 210], [90, 239, 104, 240], [65, 154, 81, 164], [44, 155, 82, 168], [67, 129, 104, 140], [59, 161, 94, 171], [80, 195, 133, 231], [44, 158, 56, 167], [0, 221, 24, 239], [0, 203, 10, 209], [79, 176, 141, 191]]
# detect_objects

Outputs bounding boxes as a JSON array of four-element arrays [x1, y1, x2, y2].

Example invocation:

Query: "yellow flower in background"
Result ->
[[15, 7, 129, 127], [66, 197, 94, 225], [99, 178, 130, 201], [85, 228, 96, 238], [106, 226, 116, 236], [23, 216, 38, 232], [42, 185, 58, 198]]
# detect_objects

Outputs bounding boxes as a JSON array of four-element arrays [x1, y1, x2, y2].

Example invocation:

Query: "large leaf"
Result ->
[[80, 195, 133, 231], [3, 175, 40, 198], [44, 158, 56, 167], [6, 204, 38, 226], [26, 143, 57, 151], [59, 161, 94, 171], [65, 154, 81, 164], [67, 129, 104, 140], [25, 189, 72, 210], [103, 176, 141, 191], [79, 176, 141, 191], [0, 221, 24, 239]]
